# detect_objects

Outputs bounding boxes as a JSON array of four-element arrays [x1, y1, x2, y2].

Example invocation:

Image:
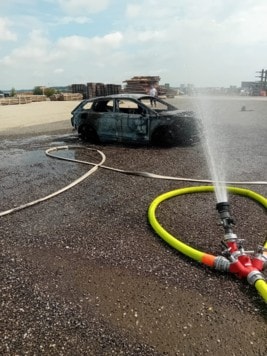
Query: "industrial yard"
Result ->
[[1, 96, 266, 355]]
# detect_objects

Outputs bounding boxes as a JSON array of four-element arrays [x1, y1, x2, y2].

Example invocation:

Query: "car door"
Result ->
[[114, 99, 149, 143], [94, 99, 119, 142]]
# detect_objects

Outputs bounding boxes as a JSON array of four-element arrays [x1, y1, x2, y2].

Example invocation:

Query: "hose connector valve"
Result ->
[[214, 256, 230, 272], [247, 270, 266, 285], [216, 202, 235, 234]]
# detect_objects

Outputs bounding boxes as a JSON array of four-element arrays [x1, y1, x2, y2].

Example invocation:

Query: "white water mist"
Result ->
[[194, 97, 228, 203]]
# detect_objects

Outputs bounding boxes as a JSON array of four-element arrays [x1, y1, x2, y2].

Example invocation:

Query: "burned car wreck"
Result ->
[[71, 94, 200, 146]]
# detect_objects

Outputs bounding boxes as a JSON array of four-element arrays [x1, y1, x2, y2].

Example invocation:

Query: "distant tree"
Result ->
[[10, 87, 16, 97], [32, 86, 57, 97], [44, 87, 56, 97], [33, 86, 44, 95]]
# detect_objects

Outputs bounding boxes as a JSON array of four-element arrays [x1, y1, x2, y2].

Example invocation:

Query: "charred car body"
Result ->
[[71, 94, 200, 146]]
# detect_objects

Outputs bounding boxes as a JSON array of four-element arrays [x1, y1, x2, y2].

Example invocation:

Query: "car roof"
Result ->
[[89, 93, 151, 101], [73, 93, 179, 112]]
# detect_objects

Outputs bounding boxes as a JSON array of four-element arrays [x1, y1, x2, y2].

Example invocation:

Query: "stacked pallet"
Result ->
[[50, 94, 61, 101], [30, 95, 47, 102], [86, 82, 106, 98], [95, 83, 106, 97], [18, 95, 46, 102], [71, 84, 87, 98], [123, 76, 160, 94], [50, 93, 83, 101], [60, 93, 83, 101], [0, 97, 21, 105], [71, 82, 123, 99], [0, 95, 47, 105], [106, 84, 121, 95], [86, 82, 122, 98], [87, 83, 97, 98]]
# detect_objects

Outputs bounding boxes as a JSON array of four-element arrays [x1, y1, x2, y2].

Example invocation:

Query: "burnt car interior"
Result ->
[[115, 99, 147, 115], [92, 100, 111, 112], [139, 96, 177, 112], [91, 98, 147, 115], [78, 96, 177, 116]]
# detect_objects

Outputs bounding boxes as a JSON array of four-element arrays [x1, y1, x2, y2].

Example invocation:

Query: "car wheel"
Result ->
[[151, 126, 177, 146], [79, 125, 99, 143]]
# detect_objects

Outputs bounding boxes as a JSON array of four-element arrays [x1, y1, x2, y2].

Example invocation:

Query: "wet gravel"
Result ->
[[1, 97, 267, 355]]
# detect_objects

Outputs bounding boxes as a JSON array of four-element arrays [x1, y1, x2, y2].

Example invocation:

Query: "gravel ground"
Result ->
[[1, 97, 266, 355]]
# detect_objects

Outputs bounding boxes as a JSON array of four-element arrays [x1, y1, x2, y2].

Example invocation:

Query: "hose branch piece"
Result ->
[[148, 186, 267, 303]]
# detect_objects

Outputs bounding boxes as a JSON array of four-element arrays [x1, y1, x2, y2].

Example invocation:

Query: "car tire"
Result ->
[[79, 125, 99, 143], [151, 126, 177, 146]]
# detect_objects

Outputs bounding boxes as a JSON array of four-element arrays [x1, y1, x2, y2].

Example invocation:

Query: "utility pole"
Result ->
[[255, 69, 267, 91]]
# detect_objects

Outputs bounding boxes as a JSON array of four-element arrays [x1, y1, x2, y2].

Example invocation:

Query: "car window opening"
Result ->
[[92, 100, 110, 112], [116, 99, 146, 115]]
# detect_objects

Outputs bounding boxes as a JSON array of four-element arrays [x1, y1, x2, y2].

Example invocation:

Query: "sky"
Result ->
[[0, 0, 267, 90]]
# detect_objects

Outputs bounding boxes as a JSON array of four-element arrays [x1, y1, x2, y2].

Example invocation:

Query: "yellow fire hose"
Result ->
[[148, 186, 267, 303]]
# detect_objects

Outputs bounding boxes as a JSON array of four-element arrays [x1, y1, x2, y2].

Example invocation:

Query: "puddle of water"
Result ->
[[1, 133, 77, 148], [0, 134, 78, 168], [0, 149, 47, 168]]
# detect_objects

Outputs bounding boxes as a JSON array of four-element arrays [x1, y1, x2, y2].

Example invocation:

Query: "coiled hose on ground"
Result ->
[[148, 186, 267, 303], [1, 145, 266, 217]]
